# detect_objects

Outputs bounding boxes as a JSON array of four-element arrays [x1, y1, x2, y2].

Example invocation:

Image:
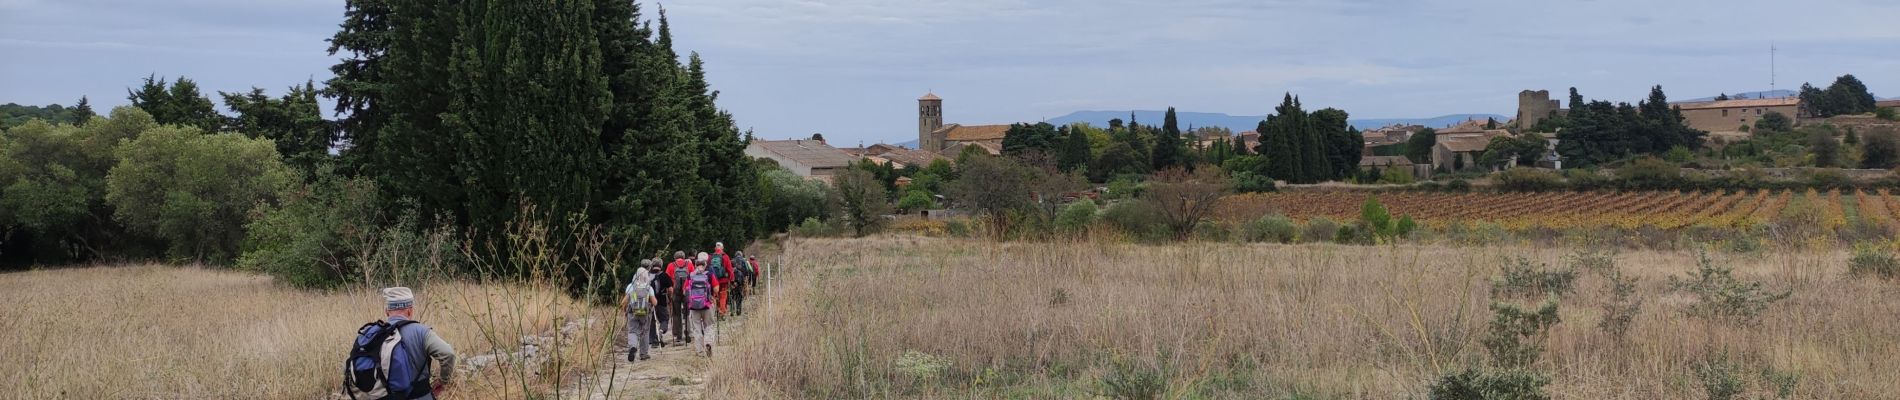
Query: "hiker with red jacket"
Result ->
[[709, 242, 735, 315], [665, 251, 696, 345]]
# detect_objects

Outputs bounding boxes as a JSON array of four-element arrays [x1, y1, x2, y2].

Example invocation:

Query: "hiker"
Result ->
[[624, 266, 656, 362], [665, 251, 696, 344], [710, 242, 735, 315], [346, 287, 458, 400], [729, 250, 752, 316], [685, 254, 718, 356], [647, 257, 672, 348]]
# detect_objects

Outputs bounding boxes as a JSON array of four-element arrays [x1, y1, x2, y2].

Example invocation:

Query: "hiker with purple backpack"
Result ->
[[686, 252, 719, 356]]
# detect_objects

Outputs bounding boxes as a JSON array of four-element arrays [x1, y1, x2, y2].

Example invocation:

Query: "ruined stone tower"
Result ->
[[918, 92, 943, 152], [1515, 90, 1562, 131]]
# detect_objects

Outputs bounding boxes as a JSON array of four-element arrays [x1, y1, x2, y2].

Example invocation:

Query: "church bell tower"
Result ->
[[918, 92, 943, 151]]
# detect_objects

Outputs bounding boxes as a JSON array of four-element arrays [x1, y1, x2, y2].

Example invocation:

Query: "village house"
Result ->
[[1672, 97, 1800, 133], [917, 93, 1009, 155], [865, 147, 950, 169], [1358, 155, 1432, 179], [745, 139, 857, 182], [1430, 119, 1511, 172]]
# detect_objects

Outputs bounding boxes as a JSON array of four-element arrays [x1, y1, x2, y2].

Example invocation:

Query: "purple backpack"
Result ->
[[686, 271, 712, 310]]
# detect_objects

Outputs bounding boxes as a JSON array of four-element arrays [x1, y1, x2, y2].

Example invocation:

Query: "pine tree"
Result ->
[[126, 75, 220, 132], [70, 96, 95, 126], [685, 52, 761, 246], [1057, 123, 1091, 173]]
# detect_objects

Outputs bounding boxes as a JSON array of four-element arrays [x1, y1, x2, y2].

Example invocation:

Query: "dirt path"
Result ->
[[558, 313, 746, 400]]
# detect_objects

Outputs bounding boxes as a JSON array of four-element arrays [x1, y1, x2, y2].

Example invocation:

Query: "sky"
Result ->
[[4, 0, 1899, 146]]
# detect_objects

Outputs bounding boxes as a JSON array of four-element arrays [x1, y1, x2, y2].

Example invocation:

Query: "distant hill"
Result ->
[[1682, 90, 1797, 102], [1045, 110, 1509, 133]]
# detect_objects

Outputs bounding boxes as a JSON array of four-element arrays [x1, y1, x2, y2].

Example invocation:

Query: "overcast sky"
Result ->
[[4, 0, 1898, 145]]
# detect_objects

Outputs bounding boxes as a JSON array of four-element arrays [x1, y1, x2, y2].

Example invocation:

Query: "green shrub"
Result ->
[[1301, 218, 1339, 244], [1193, 221, 1233, 242], [1877, 107, 1898, 121], [1692, 351, 1746, 400], [1242, 215, 1299, 243], [1562, 169, 1611, 191], [1668, 252, 1791, 324], [1360, 196, 1395, 240], [1596, 268, 1641, 340], [944, 218, 973, 238], [1333, 225, 1359, 244], [1808, 169, 1851, 189], [1100, 357, 1168, 400], [1445, 179, 1472, 192], [793, 217, 842, 237], [1616, 157, 1681, 190], [1482, 298, 1562, 368], [896, 189, 935, 213], [1054, 199, 1099, 234], [1848, 244, 1900, 280], [1231, 171, 1276, 193], [1106, 176, 1145, 200], [106, 125, 295, 264], [1101, 201, 1168, 241], [1395, 215, 1418, 238], [1495, 168, 1565, 192], [238, 171, 383, 288], [1428, 368, 1550, 400], [1491, 257, 1578, 298]]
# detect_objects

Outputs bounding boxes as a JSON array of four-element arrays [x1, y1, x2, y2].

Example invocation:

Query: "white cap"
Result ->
[[383, 287, 415, 311]]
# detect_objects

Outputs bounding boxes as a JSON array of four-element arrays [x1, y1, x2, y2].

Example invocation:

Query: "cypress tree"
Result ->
[[602, 6, 703, 252], [1154, 107, 1184, 171], [684, 52, 761, 247]]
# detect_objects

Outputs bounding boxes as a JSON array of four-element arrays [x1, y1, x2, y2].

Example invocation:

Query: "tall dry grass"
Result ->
[[710, 236, 1900, 398], [0, 264, 620, 399]]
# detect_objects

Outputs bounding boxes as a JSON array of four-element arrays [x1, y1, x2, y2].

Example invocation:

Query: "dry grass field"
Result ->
[[0, 264, 622, 399], [712, 236, 1900, 399]]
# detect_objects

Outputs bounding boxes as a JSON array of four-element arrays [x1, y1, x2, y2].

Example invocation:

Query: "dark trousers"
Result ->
[[729, 279, 747, 315], [669, 291, 691, 342], [649, 304, 665, 345]]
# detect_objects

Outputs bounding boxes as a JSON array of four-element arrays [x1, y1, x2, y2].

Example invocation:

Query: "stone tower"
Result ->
[[918, 92, 943, 152], [1515, 90, 1561, 130]]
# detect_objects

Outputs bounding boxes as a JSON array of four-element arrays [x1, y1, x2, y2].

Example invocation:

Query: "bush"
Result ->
[[1848, 244, 1900, 280], [1101, 201, 1168, 241], [1106, 176, 1145, 200], [106, 126, 295, 264], [1807, 169, 1850, 189], [1333, 225, 1359, 244], [238, 171, 383, 288], [1054, 199, 1098, 234], [1616, 157, 1681, 190], [896, 189, 935, 213], [1395, 215, 1418, 238], [1877, 107, 1898, 121], [1242, 215, 1299, 243], [1562, 169, 1611, 191], [792, 217, 843, 237], [1428, 368, 1550, 400], [1668, 252, 1791, 324], [1192, 221, 1233, 242], [1495, 168, 1565, 192], [1445, 179, 1472, 192], [1100, 357, 1168, 400], [1230, 171, 1276, 193], [1301, 218, 1339, 244], [1491, 257, 1578, 298], [1692, 351, 1746, 400]]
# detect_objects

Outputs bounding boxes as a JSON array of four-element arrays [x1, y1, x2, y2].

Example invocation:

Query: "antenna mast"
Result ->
[[1770, 43, 1777, 96]]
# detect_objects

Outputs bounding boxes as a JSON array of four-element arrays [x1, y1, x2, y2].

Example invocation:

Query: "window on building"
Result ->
[[1756, 108, 1763, 115], [1722, 109, 1729, 117]]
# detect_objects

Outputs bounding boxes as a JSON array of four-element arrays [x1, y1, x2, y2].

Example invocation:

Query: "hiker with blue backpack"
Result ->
[[687, 252, 719, 356], [729, 250, 753, 316], [344, 287, 459, 400], [624, 265, 657, 362]]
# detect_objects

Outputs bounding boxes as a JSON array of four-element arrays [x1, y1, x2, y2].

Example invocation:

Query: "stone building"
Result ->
[[917, 92, 1009, 154], [745, 139, 856, 182], [1514, 89, 1567, 130], [1673, 98, 1800, 133]]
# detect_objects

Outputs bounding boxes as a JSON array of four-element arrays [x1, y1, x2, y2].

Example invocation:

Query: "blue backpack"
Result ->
[[344, 319, 429, 400]]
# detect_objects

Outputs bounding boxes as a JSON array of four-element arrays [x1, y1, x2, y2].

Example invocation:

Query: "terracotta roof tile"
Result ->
[[1674, 98, 1800, 110], [752, 140, 856, 169], [940, 124, 1011, 141]]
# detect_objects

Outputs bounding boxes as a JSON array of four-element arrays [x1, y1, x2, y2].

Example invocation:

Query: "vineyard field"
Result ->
[[1217, 189, 1886, 231]]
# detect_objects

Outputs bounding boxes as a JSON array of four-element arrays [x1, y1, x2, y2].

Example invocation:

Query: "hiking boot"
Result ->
[[639, 354, 650, 361], [627, 350, 637, 362]]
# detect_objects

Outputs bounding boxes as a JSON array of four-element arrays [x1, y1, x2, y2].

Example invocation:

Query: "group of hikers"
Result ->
[[621, 242, 763, 361], [343, 242, 762, 399]]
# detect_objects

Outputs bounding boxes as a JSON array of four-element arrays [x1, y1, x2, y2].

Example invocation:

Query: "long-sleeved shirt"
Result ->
[[649, 270, 673, 307], [388, 316, 457, 390]]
